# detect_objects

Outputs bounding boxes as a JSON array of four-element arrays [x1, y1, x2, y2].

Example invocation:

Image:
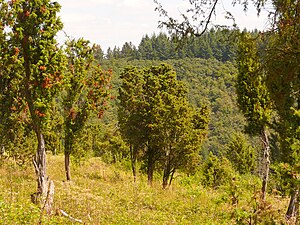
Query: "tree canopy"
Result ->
[[118, 64, 209, 187]]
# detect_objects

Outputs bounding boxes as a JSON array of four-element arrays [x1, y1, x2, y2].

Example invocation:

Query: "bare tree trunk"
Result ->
[[168, 169, 175, 187], [130, 145, 137, 182], [162, 149, 171, 189], [297, 193, 300, 224], [32, 132, 54, 214], [147, 162, 154, 186], [286, 189, 299, 221], [64, 133, 72, 181], [260, 127, 270, 201], [147, 149, 154, 186], [162, 170, 169, 189], [35, 132, 47, 196], [65, 151, 71, 181]]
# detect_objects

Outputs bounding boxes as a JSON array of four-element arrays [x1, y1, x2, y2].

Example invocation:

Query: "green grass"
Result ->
[[0, 155, 289, 224]]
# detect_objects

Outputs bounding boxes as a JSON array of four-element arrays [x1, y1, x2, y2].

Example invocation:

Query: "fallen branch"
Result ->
[[57, 209, 83, 223]]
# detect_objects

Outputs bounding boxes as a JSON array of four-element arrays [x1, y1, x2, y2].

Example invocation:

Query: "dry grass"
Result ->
[[0, 155, 290, 224]]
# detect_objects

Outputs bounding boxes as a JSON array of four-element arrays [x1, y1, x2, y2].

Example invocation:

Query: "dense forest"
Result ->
[[0, 0, 299, 224], [105, 29, 238, 62]]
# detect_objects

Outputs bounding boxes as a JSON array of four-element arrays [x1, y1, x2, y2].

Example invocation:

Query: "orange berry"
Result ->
[[39, 65, 46, 71]]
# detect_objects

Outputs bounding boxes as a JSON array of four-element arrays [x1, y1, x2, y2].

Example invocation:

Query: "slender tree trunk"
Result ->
[[130, 145, 137, 182], [64, 133, 72, 181], [147, 148, 154, 186], [162, 170, 169, 189], [162, 149, 171, 189], [260, 127, 270, 201], [65, 151, 71, 181], [297, 193, 300, 224], [286, 189, 299, 221], [34, 132, 47, 196], [32, 131, 54, 214], [147, 162, 154, 186], [169, 169, 175, 187], [24, 71, 54, 213]]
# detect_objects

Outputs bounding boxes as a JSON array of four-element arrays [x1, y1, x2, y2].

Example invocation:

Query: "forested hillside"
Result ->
[[0, 0, 299, 223], [99, 57, 246, 160], [106, 29, 239, 62]]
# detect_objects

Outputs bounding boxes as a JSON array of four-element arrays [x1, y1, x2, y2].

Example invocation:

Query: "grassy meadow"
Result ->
[[0, 155, 290, 224]]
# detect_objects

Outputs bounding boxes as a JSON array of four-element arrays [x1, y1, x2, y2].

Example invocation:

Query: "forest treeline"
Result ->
[[0, 0, 299, 223], [104, 28, 245, 62]]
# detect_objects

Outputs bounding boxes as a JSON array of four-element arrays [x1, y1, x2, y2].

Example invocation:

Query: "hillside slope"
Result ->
[[0, 155, 288, 224]]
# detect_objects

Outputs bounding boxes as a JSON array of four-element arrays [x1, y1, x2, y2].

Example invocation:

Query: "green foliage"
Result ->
[[108, 29, 237, 62], [43, 97, 64, 155], [263, 0, 300, 180], [63, 38, 112, 153], [0, 0, 65, 124], [226, 133, 257, 174], [59, 38, 112, 179], [2, 129, 36, 166], [92, 124, 130, 164], [118, 65, 146, 150], [118, 63, 209, 186], [236, 32, 272, 136], [236, 31, 274, 201], [201, 152, 235, 188], [101, 57, 245, 159], [231, 194, 284, 225], [271, 162, 300, 196], [168, 58, 245, 157]]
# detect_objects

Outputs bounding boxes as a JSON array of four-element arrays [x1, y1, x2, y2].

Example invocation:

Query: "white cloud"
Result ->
[[57, 0, 160, 51], [56, 0, 270, 52], [117, 0, 142, 7]]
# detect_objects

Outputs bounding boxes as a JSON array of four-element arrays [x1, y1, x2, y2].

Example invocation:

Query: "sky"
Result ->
[[57, 0, 271, 52]]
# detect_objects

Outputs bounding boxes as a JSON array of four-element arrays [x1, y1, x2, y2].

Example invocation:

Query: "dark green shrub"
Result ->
[[201, 152, 235, 188], [226, 133, 257, 174]]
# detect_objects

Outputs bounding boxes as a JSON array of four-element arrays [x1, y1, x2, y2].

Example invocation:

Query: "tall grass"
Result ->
[[0, 155, 289, 224]]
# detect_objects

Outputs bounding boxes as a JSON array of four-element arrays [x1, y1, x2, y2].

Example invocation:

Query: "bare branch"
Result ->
[[195, 0, 219, 37], [59, 209, 83, 223]]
